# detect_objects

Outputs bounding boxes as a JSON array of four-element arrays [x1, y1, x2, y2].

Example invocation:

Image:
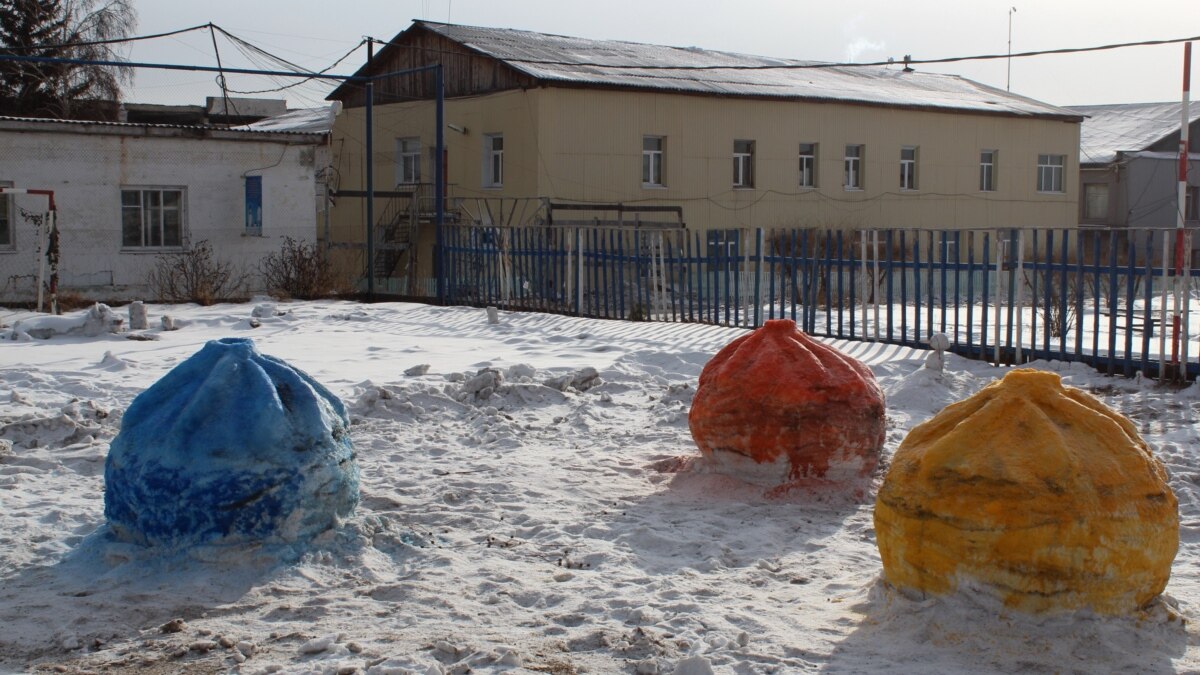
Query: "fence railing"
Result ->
[[440, 224, 1200, 379]]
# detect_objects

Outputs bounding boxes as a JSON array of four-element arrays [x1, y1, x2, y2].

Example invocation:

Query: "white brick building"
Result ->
[[0, 114, 331, 303]]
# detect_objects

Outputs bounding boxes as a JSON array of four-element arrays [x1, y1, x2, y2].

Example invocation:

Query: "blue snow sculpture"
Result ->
[[104, 337, 359, 549]]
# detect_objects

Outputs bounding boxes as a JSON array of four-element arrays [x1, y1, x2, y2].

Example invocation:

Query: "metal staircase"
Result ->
[[371, 183, 458, 293]]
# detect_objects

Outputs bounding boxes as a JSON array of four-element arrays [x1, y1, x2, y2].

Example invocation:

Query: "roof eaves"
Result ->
[[518, 74, 1084, 122], [0, 115, 327, 142]]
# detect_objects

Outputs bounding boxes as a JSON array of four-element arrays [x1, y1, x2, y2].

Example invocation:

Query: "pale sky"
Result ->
[[125, 0, 1199, 110]]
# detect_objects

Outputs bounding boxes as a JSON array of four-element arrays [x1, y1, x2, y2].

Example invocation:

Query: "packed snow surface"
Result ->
[[0, 300, 1197, 674]]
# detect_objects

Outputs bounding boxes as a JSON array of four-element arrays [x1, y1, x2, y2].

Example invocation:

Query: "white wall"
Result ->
[[0, 125, 325, 303]]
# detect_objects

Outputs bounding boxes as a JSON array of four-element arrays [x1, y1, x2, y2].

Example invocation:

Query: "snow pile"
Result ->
[[103, 336, 358, 550], [0, 301, 1195, 673], [3, 303, 124, 341]]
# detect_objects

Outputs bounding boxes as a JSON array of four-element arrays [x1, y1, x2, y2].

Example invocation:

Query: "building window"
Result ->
[[1188, 185, 1199, 221], [483, 134, 504, 188], [1037, 154, 1065, 193], [845, 144, 864, 190], [0, 182, 11, 249], [733, 140, 755, 188], [643, 136, 664, 186], [396, 137, 421, 184], [900, 146, 918, 190], [1084, 183, 1110, 220], [980, 150, 996, 191], [121, 188, 183, 248], [798, 143, 817, 188], [244, 176, 263, 236]]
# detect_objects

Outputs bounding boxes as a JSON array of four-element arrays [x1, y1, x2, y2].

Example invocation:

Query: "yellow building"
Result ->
[[326, 21, 1082, 293]]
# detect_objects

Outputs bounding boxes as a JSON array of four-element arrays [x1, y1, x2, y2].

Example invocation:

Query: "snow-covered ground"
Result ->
[[0, 300, 1197, 674]]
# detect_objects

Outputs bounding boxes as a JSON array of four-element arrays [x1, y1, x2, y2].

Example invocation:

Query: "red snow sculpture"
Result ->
[[688, 319, 885, 488]]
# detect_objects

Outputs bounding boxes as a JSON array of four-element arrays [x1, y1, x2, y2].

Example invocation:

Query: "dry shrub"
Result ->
[[53, 290, 92, 312], [145, 241, 247, 305], [259, 237, 341, 300], [1023, 270, 1082, 339]]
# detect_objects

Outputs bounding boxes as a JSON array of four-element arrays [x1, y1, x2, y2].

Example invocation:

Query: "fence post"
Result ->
[[754, 228, 763, 327], [994, 230, 1004, 366], [1160, 233, 1170, 381], [860, 232, 870, 340], [660, 231, 669, 320], [872, 229, 881, 342], [1014, 228, 1024, 364], [1185, 230, 1193, 372], [500, 228, 512, 303], [565, 227, 573, 313], [572, 228, 580, 315]]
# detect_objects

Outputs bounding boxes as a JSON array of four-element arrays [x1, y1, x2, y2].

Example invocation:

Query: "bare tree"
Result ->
[[0, 0, 137, 119]]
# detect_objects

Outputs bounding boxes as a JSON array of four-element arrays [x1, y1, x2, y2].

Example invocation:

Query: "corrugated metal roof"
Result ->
[[0, 114, 327, 139], [1126, 150, 1200, 161], [1071, 101, 1200, 165], [402, 21, 1080, 120], [233, 106, 336, 134]]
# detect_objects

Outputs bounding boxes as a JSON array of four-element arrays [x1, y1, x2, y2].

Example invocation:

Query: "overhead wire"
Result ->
[[214, 26, 361, 46], [1, 20, 366, 105], [213, 25, 329, 76], [483, 33, 1200, 71], [208, 24, 236, 119], [220, 37, 369, 96], [203, 26, 371, 105], [5, 19, 1198, 77], [0, 23, 212, 51], [7, 20, 1198, 87]]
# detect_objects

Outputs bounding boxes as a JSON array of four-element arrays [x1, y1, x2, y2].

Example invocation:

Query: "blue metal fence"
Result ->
[[441, 224, 1199, 379]]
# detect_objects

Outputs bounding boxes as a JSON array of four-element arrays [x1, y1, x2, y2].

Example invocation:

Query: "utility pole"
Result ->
[[365, 39, 375, 299], [1007, 7, 1017, 92]]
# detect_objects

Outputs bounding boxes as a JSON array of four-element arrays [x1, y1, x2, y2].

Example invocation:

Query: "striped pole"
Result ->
[[1171, 42, 1192, 378]]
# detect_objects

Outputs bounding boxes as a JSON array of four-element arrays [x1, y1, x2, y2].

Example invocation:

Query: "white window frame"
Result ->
[[900, 146, 918, 190], [642, 136, 665, 187], [733, 140, 755, 188], [0, 181, 12, 250], [483, 133, 504, 188], [121, 186, 185, 250], [1084, 183, 1110, 220], [980, 150, 996, 192], [798, 143, 817, 188], [1037, 154, 1065, 193], [1187, 185, 1199, 222], [395, 137, 421, 185], [844, 144, 864, 190]]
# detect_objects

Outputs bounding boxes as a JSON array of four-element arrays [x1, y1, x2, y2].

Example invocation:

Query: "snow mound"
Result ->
[[3, 303, 124, 340], [103, 337, 359, 550]]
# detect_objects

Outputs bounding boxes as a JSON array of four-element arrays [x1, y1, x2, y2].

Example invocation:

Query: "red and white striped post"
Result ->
[[1171, 42, 1192, 380], [0, 188, 58, 313]]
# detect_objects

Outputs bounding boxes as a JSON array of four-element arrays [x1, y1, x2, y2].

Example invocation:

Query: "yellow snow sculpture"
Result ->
[[875, 369, 1178, 615]]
